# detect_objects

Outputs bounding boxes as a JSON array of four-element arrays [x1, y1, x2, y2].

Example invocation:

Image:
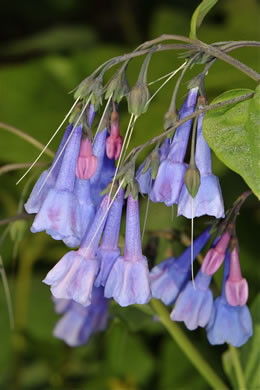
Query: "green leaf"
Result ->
[[203, 87, 260, 199], [189, 0, 218, 39]]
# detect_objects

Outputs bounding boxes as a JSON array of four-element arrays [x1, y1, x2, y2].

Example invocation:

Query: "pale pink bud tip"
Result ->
[[225, 278, 248, 306], [201, 232, 231, 276], [76, 138, 98, 179], [106, 135, 123, 160], [225, 247, 248, 306]]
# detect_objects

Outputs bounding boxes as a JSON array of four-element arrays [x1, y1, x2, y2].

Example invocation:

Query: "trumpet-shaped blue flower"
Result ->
[[178, 113, 225, 218], [170, 270, 213, 330], [31, 125, 82, 247], [43, 195, 110, 306], [150, 228, 211, 305], [24, 124, 73, 214], [207, 251, 253, 347], [53, 286, 109, 347], [95, 188, 124, 287], [149, 88, 198, 205], [104, 194, 151, 306]]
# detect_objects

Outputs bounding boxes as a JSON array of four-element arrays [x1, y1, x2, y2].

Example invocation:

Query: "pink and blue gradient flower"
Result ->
[[177, 112, 225, 219], [31, 125, 83, 247], [95, 188, 124, 287], [43, 194, 110, 306], [104, 194, 151, 306], [150, 227, 211, 305], [24, 123, 73, 214], [207, 251, 253, 347], [53, 286, 109, 347], [149, 88, 198, 206], [170, 269, 213, 330]]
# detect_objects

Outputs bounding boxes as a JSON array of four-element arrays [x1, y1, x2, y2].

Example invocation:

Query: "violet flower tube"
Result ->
[[31, 125, 82, 247], [74, 177, 95, 241], [136, 137, 171, 195], [104, 194, 151, 306], [43, 194, 110, 306], [95, 188, 124, 287], [178, 112, 225, 218], [149, 88, 198, 206], [207, 251, 253, 347], [24, 123, 73, 214], [53, 286, 109, 347], [150, 227, 211, 305]]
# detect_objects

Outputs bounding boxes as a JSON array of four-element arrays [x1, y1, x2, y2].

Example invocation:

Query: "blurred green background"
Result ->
[[0, 0, 259, 389]]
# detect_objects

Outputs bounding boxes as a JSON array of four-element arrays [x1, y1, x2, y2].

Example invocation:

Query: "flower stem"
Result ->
[[228, 345, 246, 390], [150, 299, 229, 390]]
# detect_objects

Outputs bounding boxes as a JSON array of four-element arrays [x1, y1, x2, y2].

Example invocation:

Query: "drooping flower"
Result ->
[[95, 188, 124, 287], [24, 123, 73, 214], [225, 247, 248, 306], [106, 111, 123, 160], [149, 88, 198, 206], [177, 112, 225, 218], [104, 194, 151, 306], [53, 286, 109, 347], [170, 269, 213, 330], [150, 227, 211, 305], [43, 194, 110, 306], [31, 125, 83, 247], [207, 251, 253, 347]]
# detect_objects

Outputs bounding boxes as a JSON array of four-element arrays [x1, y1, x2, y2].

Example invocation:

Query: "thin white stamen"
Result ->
[[93, 94, 112, 142], [142, 197, 150, 241], [16, 96, 81, 185], [36, 94, 92, 196], [0, 255, 14, 329], [145, 61, 187, 107], [191, 197, 196, 289], [108, 114, 134, 200]]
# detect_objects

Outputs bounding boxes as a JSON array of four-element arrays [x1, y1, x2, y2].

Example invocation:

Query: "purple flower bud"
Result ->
[[177, 113, 225, 218], [53, 286, 109, 347], [170, 270, 213, 330], [207, 251, 253, 347], [201, 232, 230, 275], [225, 248, 248, 306], [95, 188, 124, 287], [31, 125, 83, 247], [150, 88, 198, 205], [43, 195, 110, 306], [88, 104, 95, 127], [150, 228, 211, 305], [104, 195, 151, 306], [24, 124, 73, 214]]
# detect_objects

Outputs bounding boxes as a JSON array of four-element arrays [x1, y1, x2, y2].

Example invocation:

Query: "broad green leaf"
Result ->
[[189, 0, 218, 39], [203, 87, 260, 199]]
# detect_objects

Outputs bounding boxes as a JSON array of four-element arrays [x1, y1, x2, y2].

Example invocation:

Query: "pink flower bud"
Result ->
[[225, 248, 248, 306], [76, 138, 98, 180], [106, 112, 123, 160], [201, 232, 230, 275]]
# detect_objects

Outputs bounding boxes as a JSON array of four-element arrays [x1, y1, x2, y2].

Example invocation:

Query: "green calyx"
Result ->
[[184, 164, 201, 198]]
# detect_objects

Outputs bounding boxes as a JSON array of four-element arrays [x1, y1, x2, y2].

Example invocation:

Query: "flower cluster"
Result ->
[[24, 85, 252, 349]]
